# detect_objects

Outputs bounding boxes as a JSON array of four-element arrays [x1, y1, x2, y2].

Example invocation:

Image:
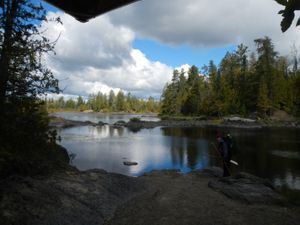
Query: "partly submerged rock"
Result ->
[[208, 172, 287, 205], [123, 161, 138, 166], [98, 121, 108, 126], [223, 116, 256, 123], [49, 117, 97, 128], [83, 110, 94, 113]]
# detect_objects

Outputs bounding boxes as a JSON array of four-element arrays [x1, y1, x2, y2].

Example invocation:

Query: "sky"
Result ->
[[40, 0, 300, 99]]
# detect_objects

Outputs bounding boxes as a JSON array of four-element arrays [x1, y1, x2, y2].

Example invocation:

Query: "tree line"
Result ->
[[47, 90, 160, 113], [161, 37, 300, 117]]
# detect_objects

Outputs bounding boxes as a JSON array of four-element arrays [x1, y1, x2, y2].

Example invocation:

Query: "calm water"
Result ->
[[55, 112, 300, 204]]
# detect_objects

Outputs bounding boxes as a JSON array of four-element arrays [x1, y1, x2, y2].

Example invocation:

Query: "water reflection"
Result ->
[[58, 125, 300, 186], [58, 126, 213, 176], [55, 113, 300, 203]]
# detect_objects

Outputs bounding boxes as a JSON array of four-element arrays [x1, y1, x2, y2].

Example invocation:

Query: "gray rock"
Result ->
[[123, 161, 138, 166], [98, 121, 107, 126], [208, 172, 287, 205], [223, 116, 256, 123], [202, 167, 223, 177], [0, 170, 146, 225]]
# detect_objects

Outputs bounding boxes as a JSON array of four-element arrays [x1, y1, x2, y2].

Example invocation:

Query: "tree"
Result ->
[[65, 98, 76, 109], [57, 96, 65, 108], [257, 81, 270, 116], [146, 96, 155, 112], [160, 37, 300, 118], [77, 96, 84, 109], [255, 37, 277, 114], [160, 70, 183, 115], [275, 0, 300, 32], [108, 89, 115, 111], [0, 0, 60, 102], [0, 0, 66, 177], [116, 90, 125, 111]]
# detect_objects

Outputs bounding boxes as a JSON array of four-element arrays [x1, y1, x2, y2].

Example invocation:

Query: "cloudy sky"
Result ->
[[42, 0, 300, 99]]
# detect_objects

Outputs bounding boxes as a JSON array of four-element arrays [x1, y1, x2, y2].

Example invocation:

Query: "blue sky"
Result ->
[[40, 0, 300, 98], [41, 0, 236, 69], [133, 39, 236, 69]]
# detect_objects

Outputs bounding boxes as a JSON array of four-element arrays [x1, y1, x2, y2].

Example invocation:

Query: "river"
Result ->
[[53, 112, 300, 204]]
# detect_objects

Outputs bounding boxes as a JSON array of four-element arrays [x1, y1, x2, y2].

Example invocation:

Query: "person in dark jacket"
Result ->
[[216, 134, 230, 177]]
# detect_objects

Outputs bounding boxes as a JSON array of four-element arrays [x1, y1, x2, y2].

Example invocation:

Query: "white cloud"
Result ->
[[175, 64, 190, 73], [43, 12, 173, 98], [42, 1, 300, 98], [110, 0, 300, 54]]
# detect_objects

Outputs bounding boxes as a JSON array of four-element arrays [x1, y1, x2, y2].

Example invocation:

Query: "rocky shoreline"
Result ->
[[0, 167, 299, 225], [49, 115, 300, 130]]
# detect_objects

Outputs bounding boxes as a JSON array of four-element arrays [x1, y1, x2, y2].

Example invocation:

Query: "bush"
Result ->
[[0, 100, 70, 178], [130, 117, 141, 122]]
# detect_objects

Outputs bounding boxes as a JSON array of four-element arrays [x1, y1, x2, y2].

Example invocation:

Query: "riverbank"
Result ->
[[49, 115, 300, 130], [1, 167, 299, 225]]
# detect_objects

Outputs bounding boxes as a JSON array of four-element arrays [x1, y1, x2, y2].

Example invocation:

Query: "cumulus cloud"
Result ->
[[110, 0, 300, 54], [43, 12, 173, 98], [42, 1, 300, 99]]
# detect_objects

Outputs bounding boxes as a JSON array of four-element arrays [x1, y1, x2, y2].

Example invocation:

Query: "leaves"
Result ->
[[280, 10, 295, 32], [274, 0, 288, 6], [297, 17, 300, 26], [161, 37, 300, 117], [275, 0, 300, 32]]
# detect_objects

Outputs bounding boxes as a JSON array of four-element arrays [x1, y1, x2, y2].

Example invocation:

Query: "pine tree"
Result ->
[[116, 90, 126, 112], [108, 89, 115, 111], [0, 0, 66, 177], [257, 81, 270, 116], [255, 37, 277, 114]]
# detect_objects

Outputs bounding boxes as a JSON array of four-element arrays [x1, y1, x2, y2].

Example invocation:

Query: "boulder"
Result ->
[[223, 116, 256, 123], [98, 121, 107, 126], [208, 172, 287, 205], [123, 161, 138, 166]]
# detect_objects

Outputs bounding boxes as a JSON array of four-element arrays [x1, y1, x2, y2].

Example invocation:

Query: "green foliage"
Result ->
[[0, 0, 68, 177], [130, 117, 141, 122], [47, 90, 160, 113], [161, 37, 300, 118]]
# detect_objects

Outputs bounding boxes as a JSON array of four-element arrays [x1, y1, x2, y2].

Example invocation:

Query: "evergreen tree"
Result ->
[[0, 0, 66, 177], [160, 38, 300, 118], [65, 98, 76, 109], [77, 96, 84, 109], [146, 96, 155, 112], [108, 89, 115, 111], [257, 81, 270, 116], [255, 37, 277, 114], [116, 90, 125, 111]]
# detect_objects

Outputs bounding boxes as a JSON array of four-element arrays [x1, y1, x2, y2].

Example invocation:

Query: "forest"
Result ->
[[47, 90, 160, 113], [160, 37, 300, 117]]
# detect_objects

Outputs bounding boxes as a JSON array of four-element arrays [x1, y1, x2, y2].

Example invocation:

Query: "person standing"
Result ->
[[216, 134, 230, 177]]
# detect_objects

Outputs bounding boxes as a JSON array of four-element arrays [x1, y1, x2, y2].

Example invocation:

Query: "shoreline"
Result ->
[[1, 167, 299, 225], [49, 115, 300, 130]]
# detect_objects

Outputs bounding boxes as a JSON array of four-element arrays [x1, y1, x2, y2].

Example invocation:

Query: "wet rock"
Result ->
[[208, 172, 287, 205], [115, 120, 126, 125], [98, 121, 107, 126], [49, 117, 98, 128], [123, 161, 138, 166]]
